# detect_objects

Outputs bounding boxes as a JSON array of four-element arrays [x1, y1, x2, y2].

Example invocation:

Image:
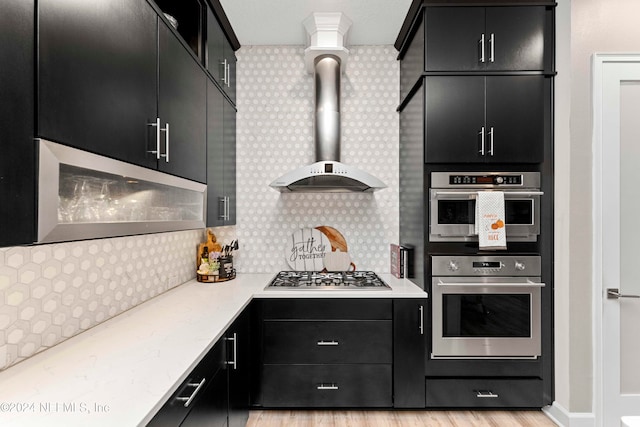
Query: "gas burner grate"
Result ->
[[266, 271, 390, 290]]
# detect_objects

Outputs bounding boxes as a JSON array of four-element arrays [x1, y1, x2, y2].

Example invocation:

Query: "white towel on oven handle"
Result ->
[[475, 191, 507, 250]]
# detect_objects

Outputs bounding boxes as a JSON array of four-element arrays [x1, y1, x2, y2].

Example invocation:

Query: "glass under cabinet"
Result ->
[[37, 139, 206, 243]]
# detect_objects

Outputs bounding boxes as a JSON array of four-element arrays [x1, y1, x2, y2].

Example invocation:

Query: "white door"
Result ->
[[593, 54, 640, 427]]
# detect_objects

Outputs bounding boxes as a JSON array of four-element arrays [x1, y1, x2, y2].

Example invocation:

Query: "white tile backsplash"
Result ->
[[0, 230, 203, 370], [234, 45, 399, 273]]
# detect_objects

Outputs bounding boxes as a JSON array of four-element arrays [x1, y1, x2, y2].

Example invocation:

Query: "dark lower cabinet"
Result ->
[[148, 307, 250, 427], [226, 308, 250, 427], [393, 299, 427, 408], [425, 378, 544, 408], [262, 364, 393, 408], [148, 340, 225, 427]]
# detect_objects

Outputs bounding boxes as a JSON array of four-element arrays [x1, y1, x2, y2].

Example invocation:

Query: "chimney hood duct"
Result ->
[[269, 13, 386, 193]]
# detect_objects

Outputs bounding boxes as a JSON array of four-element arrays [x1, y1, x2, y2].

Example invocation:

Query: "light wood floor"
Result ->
[[247, 410, 558, 427]]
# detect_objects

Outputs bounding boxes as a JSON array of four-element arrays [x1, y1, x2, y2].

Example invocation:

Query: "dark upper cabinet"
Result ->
[[38, 0, 158, 170], [425, 75, 545, 163], [38, 0, 207, 183], [424, 7, 547, 72], [0, 0, 35, 247], [207, 7, 237, 104], [158, 21, 207, 183], [207, 79, 237, 226]]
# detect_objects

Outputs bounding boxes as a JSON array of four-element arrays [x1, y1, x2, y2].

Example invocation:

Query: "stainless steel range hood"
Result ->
[[270, 13, 386, 193]]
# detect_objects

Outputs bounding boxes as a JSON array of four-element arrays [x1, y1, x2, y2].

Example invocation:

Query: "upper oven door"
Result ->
[[429, 189, 541, 242], [431, 276, 544, 359]]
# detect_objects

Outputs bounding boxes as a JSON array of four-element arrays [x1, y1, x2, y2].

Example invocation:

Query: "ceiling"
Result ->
[[219, 0, 414, 46]]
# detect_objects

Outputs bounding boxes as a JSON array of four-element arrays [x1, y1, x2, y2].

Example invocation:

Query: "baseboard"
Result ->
[[544, 402, 596, 427]]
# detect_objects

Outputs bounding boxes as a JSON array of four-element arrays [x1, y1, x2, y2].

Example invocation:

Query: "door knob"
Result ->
[[607, 288, 640, 299]]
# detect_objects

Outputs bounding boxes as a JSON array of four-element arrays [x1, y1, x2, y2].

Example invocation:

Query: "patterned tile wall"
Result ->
[[0, 230, 206, 370], [235, 45, 400, 273]]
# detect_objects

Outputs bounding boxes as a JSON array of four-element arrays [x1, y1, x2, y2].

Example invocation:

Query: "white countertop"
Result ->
[[0, 273, 425, 427]]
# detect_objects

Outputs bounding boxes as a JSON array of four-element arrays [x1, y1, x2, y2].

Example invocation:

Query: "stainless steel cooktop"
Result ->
[[265, 271, 390, 290]]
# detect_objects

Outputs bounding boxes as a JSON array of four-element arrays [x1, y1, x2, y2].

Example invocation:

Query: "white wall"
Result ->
[[554, 0, 640, 415]]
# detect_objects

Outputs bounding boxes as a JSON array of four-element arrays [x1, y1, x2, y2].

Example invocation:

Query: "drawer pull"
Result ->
[[176, 378, 207, 407], [317, 340, 339, 346], [317, 383, 339, 390], [475, 390, 499, 398]]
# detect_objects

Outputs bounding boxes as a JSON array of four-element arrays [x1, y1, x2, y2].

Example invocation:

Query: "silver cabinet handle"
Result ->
[[478, 126, 485, 155], [221, 59, 228, 85], [225, 196, 230, 220], [419, 305, 424, 335], [479, 33, 485, 63], [147, 118, 161, 159], [317, 383, 339, 390], [218, 197, 229, 221], [489, 33, 495, 62], [225, 333, 237, 370], [176, 378, 206, 407], [475, 390, 499, 398], [226, 62, 231, 88], [317, 340, 339, 346], [607, 288, 640, 299], [160, 122, 169, 162], [488, 126, 494, 156]]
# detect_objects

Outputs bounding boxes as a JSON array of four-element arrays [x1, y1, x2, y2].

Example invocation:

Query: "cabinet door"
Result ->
[[223, 44, 237, 104], [393, 299, 427, 408], [485, 7, 546, 71], [424, 7, 485, 72], [425, 76, 485, 163], [38, 0, 157, 169], [207, 79, 225, 227], [227, 309, 250, 427], [206, 7, 226, 88], [1, 0, 35, 246], [485, 76, 544, 163], [223, 98, 237, 224], [180, 367, 229, 427], [158, 20, 207, 183]]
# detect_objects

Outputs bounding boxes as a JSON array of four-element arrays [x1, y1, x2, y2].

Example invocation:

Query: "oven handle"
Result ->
[[432, 191, 544, 197], [436, 280, 545, 287]]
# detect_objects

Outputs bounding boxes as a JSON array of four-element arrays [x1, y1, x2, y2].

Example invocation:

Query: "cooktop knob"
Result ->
[[448, 260, 459, 272], [495, 176, 504, 184], [515, 261, 526, 271]]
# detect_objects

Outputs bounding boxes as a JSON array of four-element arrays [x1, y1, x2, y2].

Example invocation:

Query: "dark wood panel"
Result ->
[[261, 364, 392, 408], [261, 299, 392, 320], [206, 79, 225, 226], [263, 321, 392, 364], [426, 378, 544, 408], [38, 0, 157, 168], [158, 20, 207, 183], [393, 299, 427, 408], [0, 0, 35, 246]]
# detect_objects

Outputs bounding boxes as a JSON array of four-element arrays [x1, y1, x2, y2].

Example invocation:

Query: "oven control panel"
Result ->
[[449, 174, 522, 186], [432, 255, 541, 276], [430, 172, 541, 189]]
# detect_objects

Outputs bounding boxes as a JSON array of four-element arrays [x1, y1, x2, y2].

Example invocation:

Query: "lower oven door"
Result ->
[[431, 276, 544, 359], [429, 189, 541, 242]]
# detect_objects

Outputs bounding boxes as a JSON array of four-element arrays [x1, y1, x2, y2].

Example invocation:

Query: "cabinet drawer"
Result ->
[[263, 320, 392, 364], [262, 364, 392, 407], [425, 378, 543, 408], [261, 299, 392, 320], [147, 341, 225, 426]]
